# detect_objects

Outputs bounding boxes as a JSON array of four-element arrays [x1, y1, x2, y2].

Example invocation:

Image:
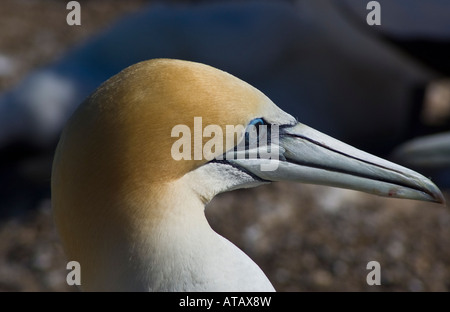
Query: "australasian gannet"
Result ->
[[51, 59, 444, 292]]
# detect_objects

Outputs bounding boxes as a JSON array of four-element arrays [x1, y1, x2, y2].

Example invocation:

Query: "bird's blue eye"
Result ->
[[249, 118, 265, 127], [245, 118, 266, 145]]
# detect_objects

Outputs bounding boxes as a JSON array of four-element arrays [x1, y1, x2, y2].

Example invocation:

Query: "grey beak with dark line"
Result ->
[[227, 122, 445, 204]]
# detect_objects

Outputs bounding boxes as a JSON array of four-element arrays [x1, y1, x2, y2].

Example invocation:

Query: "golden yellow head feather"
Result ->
[[54, 59, 288, 184]]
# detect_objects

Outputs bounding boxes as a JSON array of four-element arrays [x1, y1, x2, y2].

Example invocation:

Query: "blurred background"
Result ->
[[0, 0, 450, 291]]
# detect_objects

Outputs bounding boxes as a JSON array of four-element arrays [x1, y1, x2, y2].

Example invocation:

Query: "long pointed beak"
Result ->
[[227, 122, 445, 204]]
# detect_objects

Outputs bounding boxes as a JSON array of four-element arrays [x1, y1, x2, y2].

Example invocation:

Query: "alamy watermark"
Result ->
[[170, 117, 280, 171], [66, 1, 81, 26], [65, 260, 382, 287], [366, 260, 381, 285], [66, 1, 381, 27], [66, 260, 81, 286], [367, 1, 381, 26]]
